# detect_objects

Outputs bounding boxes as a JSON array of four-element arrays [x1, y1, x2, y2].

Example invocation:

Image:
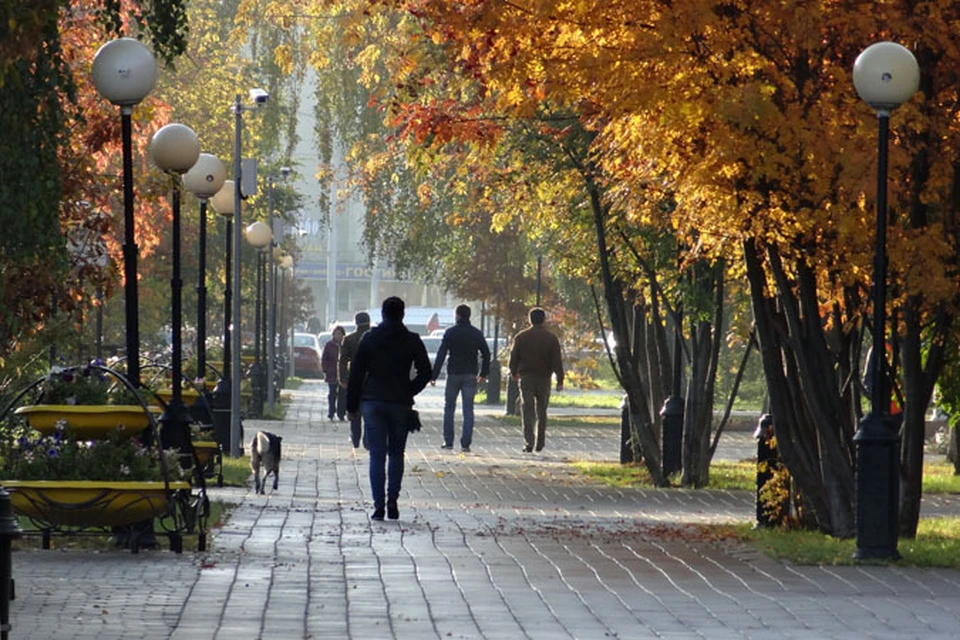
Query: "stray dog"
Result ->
[[250, 431, 282, 494]]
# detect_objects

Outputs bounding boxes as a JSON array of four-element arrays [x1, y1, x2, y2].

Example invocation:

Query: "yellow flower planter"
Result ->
[[154, 387, 203, 406], [192, 441, 223, 486], [13, 404, 160, 439], [2, 480, 190, 528], [192, 442, 219, 466]]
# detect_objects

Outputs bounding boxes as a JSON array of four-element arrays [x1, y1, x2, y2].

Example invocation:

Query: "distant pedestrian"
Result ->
[[347, 297, 432, 521], [339, 311, 372, 448], [322, 326, 346, 420], [431, 304, 490, 452], [508, 307, 564, 453]]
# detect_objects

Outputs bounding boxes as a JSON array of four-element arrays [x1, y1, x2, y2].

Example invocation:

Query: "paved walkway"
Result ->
[[10, 380, 960, 639]]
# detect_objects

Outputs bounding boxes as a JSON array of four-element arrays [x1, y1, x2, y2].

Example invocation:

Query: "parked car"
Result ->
[[317, 331, 333, 350], [420, 336, 445, 378], [293, 332, 322, 378], [328, 321, 357, 335]]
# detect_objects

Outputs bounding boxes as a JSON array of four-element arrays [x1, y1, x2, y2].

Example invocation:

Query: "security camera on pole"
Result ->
[[230, 88, 270, 457]]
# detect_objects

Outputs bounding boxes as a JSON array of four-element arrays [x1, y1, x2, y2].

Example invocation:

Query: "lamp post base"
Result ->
[[159, 399, 192, 454], [249, 363, 264, 418], [660, 395, 684, 478], [212, 378, 232, 452], [485, 361, 501, 405], [853, 411, 901, 561]]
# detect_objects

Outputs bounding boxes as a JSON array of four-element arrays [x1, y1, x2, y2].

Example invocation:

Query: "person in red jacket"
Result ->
[[321, 326, 346, 420], [508, 307, 564, 453]]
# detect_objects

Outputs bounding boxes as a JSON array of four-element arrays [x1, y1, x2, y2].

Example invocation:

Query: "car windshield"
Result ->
[[294, 334, 317, 348], [421, 337, 442, 353]]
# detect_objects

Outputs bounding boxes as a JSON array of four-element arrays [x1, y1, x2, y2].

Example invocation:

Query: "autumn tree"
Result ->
[[254, 1, 960, 535], [0, 1, 190, 378]]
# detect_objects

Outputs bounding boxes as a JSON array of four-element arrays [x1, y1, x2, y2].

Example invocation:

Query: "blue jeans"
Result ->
[[362, 401, 409, 508], [443, 373, 477, 448]]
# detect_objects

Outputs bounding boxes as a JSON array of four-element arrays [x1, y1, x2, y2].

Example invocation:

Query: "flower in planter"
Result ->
[[39, 364, 151, 406], [0, 422, 184, 482]]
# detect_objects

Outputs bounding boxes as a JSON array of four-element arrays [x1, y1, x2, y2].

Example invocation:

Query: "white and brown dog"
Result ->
[[250, 431, 282, 494]]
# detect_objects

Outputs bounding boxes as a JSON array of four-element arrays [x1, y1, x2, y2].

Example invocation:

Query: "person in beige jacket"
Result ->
[[508, 307, 564, 452]]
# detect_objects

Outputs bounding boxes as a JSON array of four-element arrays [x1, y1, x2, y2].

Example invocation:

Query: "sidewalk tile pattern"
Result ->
[[10, 380, 960, 639]]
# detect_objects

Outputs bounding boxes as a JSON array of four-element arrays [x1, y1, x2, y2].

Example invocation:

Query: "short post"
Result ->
[[486, 360, 501, 405], [620, 395, 634, 464], [0, 489, 22, 640], [505, 377, 519, 416], [660, 395, 683, 478]]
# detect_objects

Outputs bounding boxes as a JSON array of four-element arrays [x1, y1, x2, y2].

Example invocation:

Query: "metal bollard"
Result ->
[[0, 489, 22, 640], [620, 396, 634, 464], [486, 360, 501, 405], [505, 376, 519, 416], [660, 395, 683, 478]]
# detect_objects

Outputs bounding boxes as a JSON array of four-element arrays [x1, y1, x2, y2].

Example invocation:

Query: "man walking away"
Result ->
[[508, 307, 564, 453], [432, 304, 491, 452], [339, 311, 371, 448], [346, 297, 432, 521]]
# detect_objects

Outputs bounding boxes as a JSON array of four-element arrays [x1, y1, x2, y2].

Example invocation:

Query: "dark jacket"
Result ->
[[346, 320, 432, 411], [338, 323, 370, 386], [508, 324, 564, 384], [321, 339, 340, 383], [432, 319, 491, 380]]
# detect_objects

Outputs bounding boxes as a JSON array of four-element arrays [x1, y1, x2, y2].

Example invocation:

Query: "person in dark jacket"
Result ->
[[508, 307, 564, 452], [321, 326, 346, 420], [347, 297, 432, 521], [431, 304, 490, 452], [339, 312, 371, 447]]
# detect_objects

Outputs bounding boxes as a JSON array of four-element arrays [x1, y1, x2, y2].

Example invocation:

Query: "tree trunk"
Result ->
[[743, 238, 856, 536], [899, 300, 947, 538], [585, 177, 666, 485], [682, 261, 724, 487]]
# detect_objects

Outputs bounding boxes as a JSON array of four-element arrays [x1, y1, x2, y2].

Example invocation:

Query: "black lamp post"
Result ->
[[149, 123, 201, 450], [210, 180, 235, 450], [92, 38, 157, 385], [278, 253, 294, 382], [851, 41, 919, 561], [183, 154, 227, 383], [246, 221, 272, 418]]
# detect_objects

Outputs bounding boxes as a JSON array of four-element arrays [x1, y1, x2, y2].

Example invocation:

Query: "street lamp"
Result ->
[[149, 122, 201, 450], [246, 221, 272, 418], [266, 168, 291, 413], [92, 37, 157, 385], [210, 180, 235, 450], [183, 153, 227, 384], [279, 254, 295, 379], [231, 89, 270, 457], [851, 41, 919, 561]]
